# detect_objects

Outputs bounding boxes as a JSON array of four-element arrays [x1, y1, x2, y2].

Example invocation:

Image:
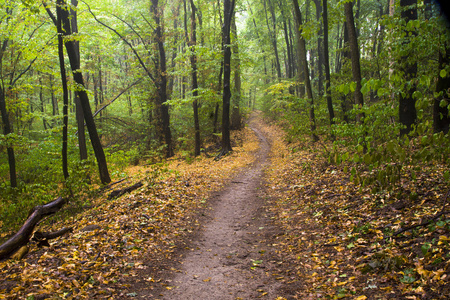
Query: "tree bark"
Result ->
[[189, 0, 201, 156], [0, 7, 17, 187], [56, 3, 70, 180], [231, 14, 242, 130], [322, 0, 335, 126], [0, 89, 16, 187], [265, 0, 282, 79], [292, 0, 318, 142], [434, 44, 450, 134], [151, 0, 174, 157], [293, 11, 305, 98], [50, 0, 111, 184], [219, 0, 235, 157], [313, 0, 324, 96], [0, 197, 67, 260], [398, 0, 417, 136], [344, 1, 364, 123]]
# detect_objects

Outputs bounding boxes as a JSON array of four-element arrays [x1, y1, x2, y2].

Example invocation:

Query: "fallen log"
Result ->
[[0, 196, 67, 260], [108, 182, 143, 200]]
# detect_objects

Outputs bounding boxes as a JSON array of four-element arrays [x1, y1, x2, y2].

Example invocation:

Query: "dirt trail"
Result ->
[[158, 117, 281, 299]]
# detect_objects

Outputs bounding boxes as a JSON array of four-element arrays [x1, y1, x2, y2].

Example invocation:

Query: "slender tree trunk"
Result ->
[[344, 1, 364, 123], [434, 44, 450, 134], [293, 12, 305, 98], [283, 20, 292, 78], [213, 64, 223, 134], [313, 0, 324, 96], [265, 0, 282, 79], [54, 0, 111, 184], [151, 0, 173, 157], [323, 0, 334, 126], [168, 4, 180, 99], [231, 14, 242, 130], [399, 0, 417, 136], [340, 22, 350, 123], [50, 74, 59, 119], [0, 11, 17, 187], [288, 20, 296, 77], [39, 77, 47, 130], [70, 0, 87, 161], [0, 88, 17, 187], [292, 0, 318, 142], [219, 0, 235, 156], [189, 0, 201, 156], [56, 4, 70, 180]]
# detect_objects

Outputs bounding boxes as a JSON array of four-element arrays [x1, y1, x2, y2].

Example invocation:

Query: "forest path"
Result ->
[[156, 116, 282, 299]]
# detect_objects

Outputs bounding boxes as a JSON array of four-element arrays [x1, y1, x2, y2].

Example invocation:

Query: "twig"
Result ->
[[392, 190, 449, 238]]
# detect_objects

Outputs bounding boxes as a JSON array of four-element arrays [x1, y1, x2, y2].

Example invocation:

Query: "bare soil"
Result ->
[[135, 117, 287, 299]]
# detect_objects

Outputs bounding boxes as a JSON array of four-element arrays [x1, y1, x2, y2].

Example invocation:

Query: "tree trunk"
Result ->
[[283, 20, 293, 78], [50, 74, 59, 119], [213, 64, 223, 135], [0, 36, 17, 187], [219, 0, 235, 156], [0, 89, 17, 187], [434, 44, 450, 134], [231, 14, 242, 130], [398, 0, 417, 136], [189, 0, 201, 156], [54, 0, 111, 184], [151, 0, 174, 158], [39, 77, 47, 130], [292, 0, 318, 142], [344, 1, 364, 123], [323, 0, 335, 126], [56, 4, 70, 180], [293, 13, 305, 98], [70, 0, 87, 161], [313, 0, 324, 96], [265, 0, 282, 79]]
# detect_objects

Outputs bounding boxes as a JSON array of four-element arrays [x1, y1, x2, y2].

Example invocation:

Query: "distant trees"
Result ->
[[0, 5, 40, 187], [0, 0, 449, 202]]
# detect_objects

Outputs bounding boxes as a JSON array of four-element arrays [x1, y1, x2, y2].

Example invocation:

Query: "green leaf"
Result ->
[[343, 84, 350, 95], [444, 171, 450, 182], [361, 83, 369, 96], [440, 69, 447, 78]]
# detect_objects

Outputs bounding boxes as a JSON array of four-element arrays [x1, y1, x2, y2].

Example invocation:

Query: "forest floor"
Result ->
[[1, 112, 450, 299]]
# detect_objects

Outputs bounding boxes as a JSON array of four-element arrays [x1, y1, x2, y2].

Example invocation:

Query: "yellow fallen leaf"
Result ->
[[203, 277, 211, 282], [72, 279, 80, 288], [355, 296, 367, 300], [334, 246, 344, 252]]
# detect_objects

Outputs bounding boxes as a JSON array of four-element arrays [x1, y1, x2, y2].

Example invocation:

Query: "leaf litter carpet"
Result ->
[[2, 112, 449, 299]]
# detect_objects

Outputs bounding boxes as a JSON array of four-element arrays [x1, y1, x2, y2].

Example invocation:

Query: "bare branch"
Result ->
[[81, 0, 156, 83]]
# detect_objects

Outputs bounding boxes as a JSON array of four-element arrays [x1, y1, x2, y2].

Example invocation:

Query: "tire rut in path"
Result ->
[[161, 118, 280, 299]]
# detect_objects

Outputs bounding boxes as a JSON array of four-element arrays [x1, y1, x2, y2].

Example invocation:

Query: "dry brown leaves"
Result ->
[[263, 121, 450, 299], [0, 126, 259, 299]]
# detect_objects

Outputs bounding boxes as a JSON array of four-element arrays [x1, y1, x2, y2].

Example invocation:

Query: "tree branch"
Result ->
[[82, 0, 156, 83]]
